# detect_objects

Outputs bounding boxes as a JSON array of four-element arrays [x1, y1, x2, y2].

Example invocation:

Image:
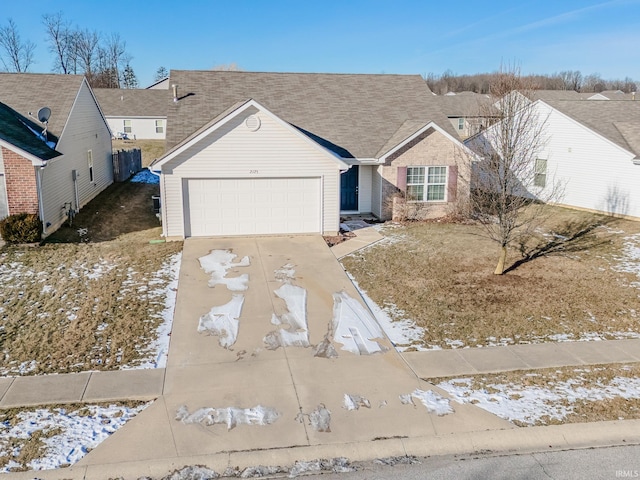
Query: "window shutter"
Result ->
[[397, 166, 407, 191], [447, 165, 458, 202]]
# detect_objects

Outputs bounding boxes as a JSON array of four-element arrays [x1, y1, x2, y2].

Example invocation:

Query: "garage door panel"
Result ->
[[184, 177, 321, 236]]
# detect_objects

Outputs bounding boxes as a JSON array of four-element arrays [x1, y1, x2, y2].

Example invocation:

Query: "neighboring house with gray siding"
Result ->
[[152, 70, 474, 239], [94, 88, 168, 140], [0, 73, 113, 236]]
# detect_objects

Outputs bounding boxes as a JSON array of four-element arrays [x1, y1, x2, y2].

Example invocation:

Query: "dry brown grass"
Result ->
[[342, 207, 640, 348], [112, 139, 165, 167], [0, 181, 182, 375]]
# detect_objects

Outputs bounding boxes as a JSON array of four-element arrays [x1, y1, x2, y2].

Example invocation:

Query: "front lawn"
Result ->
[[342, 208, 640, 349], [0, 178, 182, 375]]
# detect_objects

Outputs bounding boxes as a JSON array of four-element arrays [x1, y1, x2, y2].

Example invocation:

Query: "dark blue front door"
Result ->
[[340, 165, 359, 211]]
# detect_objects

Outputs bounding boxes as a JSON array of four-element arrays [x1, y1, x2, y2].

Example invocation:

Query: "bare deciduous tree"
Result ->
[[558, 70, 582, 91], [43, 12, 74, 74], [0, 19, 36, 72], [466, 65, 563, 275]]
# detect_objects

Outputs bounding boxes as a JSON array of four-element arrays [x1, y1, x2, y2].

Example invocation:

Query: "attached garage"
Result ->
[[153, 100, 347, 239], [183, 177, 322, 236]]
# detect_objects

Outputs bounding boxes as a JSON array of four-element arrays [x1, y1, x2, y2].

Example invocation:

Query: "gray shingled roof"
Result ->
[[545, 100, 640, 156], [0, 73, 85, 142], [0, 102, 62, 160], [433, 92, 493, 117], [166, 70, 456, 158], [93, 88, 170, 117]]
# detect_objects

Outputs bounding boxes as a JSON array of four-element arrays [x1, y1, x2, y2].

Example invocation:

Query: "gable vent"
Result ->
[[245, 115, 261, 131]]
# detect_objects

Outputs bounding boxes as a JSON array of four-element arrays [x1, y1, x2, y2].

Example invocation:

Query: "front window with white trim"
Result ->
[[406, 166, 447, 202], [123, 119, 132, 133]]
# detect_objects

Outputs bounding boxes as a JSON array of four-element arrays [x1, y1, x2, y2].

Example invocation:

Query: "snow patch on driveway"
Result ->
[[198, 249, 250, 291], [176, 404, 279, 431], [332, 291, 387, 355], [264, 265, 310, 349], [198, 294, 245, 349]]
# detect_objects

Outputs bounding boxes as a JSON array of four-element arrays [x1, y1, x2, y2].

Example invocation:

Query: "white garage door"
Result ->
[[184, 177, 322, 236]]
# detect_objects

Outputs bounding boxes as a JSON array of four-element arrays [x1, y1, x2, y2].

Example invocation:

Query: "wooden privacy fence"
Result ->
[[112, 148, 142, 182]]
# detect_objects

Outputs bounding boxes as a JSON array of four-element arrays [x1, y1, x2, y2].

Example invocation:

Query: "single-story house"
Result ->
[[0, 73, 113, 236], [467, 96, 640, 220], [534, 99, 640, 219], [94, 88, 168, 140], [151, 70, 474, 239]]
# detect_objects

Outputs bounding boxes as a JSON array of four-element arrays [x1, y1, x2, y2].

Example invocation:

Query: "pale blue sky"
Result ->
[[3, 0, 639, 87]]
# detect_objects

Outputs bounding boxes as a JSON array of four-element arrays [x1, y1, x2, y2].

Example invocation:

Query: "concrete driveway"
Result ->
[[80, 235, 510, 472]]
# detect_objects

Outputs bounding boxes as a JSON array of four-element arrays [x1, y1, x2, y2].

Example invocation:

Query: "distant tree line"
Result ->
[[426, 69, 638, 95], [0, 13, 138, 89]]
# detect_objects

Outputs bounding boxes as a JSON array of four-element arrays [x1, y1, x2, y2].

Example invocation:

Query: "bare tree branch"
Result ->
[[0, 19, 36, 72], [43, 12, 73, 74]]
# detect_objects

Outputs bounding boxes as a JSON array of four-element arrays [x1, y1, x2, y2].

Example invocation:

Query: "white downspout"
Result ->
[[35, 165, 47, 235]]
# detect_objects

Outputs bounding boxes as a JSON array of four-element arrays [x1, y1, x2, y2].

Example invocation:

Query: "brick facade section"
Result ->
[[2, 147, 39, 215], [380, 129, 470, 220]]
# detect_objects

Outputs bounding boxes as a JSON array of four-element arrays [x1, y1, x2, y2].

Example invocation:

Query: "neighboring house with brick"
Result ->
[[0, 73, 113, 236], [151, 70, 474, 238], [94, 88, 168, 140]]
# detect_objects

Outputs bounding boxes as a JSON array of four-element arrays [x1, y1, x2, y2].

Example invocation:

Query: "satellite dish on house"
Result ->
[[37, 107, 51, 124]]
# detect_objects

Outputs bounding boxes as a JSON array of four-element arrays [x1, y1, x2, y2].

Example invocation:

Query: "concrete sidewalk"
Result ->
[[402, 338, 640, 379], [0, 369, 164, 408]]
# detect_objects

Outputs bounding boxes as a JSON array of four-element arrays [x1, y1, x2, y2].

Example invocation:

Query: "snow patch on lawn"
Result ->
[[125, 252, 182, 369], [198, 249, 250, 291], [198, 294, 244, 349], [0, 403, 149, 472], [438, 373, 640, 425], [615, 233, 640, 287], [400, 389, 454, 416], [176, 404, 279, 431]]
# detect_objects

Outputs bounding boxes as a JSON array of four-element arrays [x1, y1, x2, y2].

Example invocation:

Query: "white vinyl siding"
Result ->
[[40, 80, 113, 234], [534, 102, 640, 219], [105, 117, 167, 140], [371, 166, 382, 218], [161, 106, 341, 238], [357, 165, 373, 213]]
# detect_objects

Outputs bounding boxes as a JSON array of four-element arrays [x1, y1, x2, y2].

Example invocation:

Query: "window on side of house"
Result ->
[[534, 158, 547, 188], [87, 150, 94, 183], [155, 119, 164, 133], [406, 166, 447, 202], [458, 118, 465, 130], [123, 119, 132, 133]]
